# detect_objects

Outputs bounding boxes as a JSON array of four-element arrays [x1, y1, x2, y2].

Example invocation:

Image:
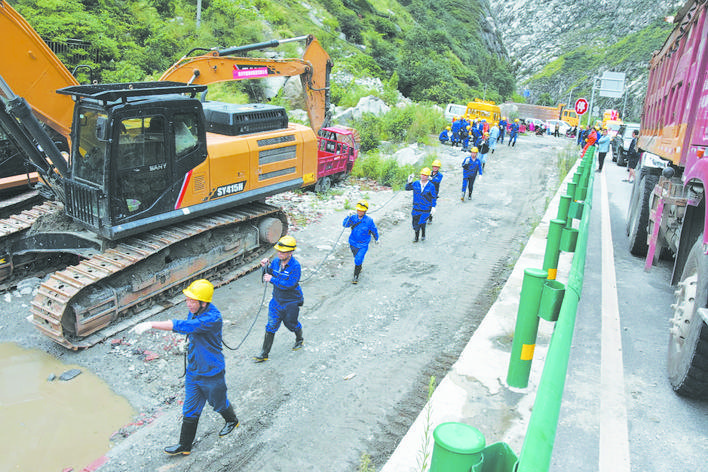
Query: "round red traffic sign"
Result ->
[[575, 98, 589, 115]]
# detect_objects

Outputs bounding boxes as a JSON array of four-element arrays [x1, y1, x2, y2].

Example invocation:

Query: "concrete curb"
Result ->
[[382, 159, 580, 472]]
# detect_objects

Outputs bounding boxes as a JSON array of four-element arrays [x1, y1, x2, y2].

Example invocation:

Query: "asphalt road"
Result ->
[[551, 154, 708, 471]]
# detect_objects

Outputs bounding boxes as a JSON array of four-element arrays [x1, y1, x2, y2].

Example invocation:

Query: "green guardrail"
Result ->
[[516, 147, 595, 471], [429, 145, 597, 471]]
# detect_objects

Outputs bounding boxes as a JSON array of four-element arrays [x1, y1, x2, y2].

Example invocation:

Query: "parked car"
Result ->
[[612, 122, 640, 165], [526, 118, 545, 129], [545, 119, 572, 136]]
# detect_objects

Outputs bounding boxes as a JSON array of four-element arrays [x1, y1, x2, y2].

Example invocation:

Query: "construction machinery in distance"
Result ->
[[0, 0, 358, 349]]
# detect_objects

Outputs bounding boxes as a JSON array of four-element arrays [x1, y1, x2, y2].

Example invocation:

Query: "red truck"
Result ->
[[315, 125, 360, 192], [625, 0, 708, 398]]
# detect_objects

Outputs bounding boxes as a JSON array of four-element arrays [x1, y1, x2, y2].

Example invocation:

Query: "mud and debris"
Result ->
[[1, 135, 573, 471]]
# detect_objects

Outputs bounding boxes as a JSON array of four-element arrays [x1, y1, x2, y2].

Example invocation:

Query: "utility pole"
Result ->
[[196, 0, 202, 28], [588, 77, 599, 127]]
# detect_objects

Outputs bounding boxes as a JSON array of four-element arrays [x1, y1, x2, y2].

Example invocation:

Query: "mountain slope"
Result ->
[[487, 0, 685, 120]]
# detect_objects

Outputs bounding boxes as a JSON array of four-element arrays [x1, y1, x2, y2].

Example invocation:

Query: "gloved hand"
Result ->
[[407, 173, 414, 184], [431, 207, 436, 215], [131, 321, 152, 335]]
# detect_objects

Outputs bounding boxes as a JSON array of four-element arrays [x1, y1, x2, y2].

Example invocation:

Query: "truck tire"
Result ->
[[627, 172, 658, 256], [616, 148, 626, 166], [668, 236, 708, 398]]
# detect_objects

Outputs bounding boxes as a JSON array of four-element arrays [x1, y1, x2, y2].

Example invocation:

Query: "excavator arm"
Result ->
[[159, 35, 332, 134], [0, 0, 78, 139]]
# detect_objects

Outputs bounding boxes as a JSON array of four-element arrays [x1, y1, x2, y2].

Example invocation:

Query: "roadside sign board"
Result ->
[[575, 98, 589, 115], [599, 71, 625, 98]]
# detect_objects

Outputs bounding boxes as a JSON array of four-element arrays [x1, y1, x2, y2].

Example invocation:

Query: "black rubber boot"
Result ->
[[352, 265, 362, 284], [164, 416, 199, 455], [218, 405, 239, 437], [292, 328, 304, 350], [254, 332, 275, 362], [421, 225, 426, 241], [413, 230, 419, 243]]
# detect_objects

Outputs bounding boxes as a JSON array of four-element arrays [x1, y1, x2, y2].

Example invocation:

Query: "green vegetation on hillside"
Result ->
[[11, 0, 516, 104]]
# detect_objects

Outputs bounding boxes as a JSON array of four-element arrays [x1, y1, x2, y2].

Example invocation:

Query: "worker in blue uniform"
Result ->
[[461, 147, 483, 201], [405, 167, 437, 242], [508, 119, 520, 147], [461, 126, 472, 152], [450, 118, 462, 147], [343, 200, 379, 284], [131, 279, 239, 456], [439, 126, 451, 144], [254, 235, 304, 362], [498, 117, 508, 143], [475, 132, 490, 170], [427, 159, 443, 224]]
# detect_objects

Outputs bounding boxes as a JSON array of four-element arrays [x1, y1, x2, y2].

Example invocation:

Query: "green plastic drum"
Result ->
[[430, 422, 486, 472]]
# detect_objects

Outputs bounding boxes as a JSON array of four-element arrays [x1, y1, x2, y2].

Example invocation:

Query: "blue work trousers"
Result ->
[[183, 371, 230, 419], [462, 174, 478, 195], [266, 299, 302, 333], [350, 245, 369, 266]]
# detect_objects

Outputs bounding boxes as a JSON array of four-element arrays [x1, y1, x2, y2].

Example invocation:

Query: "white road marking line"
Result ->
[[599, 171, 631, 471]]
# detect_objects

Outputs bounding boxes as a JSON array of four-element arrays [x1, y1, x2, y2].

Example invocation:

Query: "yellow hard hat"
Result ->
[[420, 167, 431, 176], [471, 147, 479, 153], [274, 235, 297, 252], [432, 159, 442, 168], [183, 279, 214, 303], [515, 119, 519, 122], [355, 200, 369, 212], [446, 126, 451, 130]]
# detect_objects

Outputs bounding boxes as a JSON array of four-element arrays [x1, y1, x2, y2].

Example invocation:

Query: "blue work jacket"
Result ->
[[343, 214, 379, 248], [172, 303, 225, 377], [405, 180, 437, 213], [462, 156, 483, 178], [267, 256, 304, 305]]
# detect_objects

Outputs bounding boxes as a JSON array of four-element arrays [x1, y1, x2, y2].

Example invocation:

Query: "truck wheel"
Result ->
[[617, 149, 626, 166], [627, 172, 658, 256], [314, 176, 331, 193], [668, 236, 708, 398]]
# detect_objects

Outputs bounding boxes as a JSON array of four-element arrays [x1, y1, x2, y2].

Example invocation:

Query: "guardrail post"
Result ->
[[430, 422, 486, 472], [566, 181, 577, 200], [543, 219, 565, 280], [557, 195, 571, 225], [507, 268, 548, 388]]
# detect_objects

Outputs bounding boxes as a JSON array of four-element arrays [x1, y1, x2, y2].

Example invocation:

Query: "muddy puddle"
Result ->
[[0, 342, 134, 471]]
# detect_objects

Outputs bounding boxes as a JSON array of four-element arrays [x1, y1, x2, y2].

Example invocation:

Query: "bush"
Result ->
[[351, 152, 416, 189]]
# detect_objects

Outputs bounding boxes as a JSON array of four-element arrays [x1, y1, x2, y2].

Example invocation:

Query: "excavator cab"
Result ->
[[59, 82, 208, 240]]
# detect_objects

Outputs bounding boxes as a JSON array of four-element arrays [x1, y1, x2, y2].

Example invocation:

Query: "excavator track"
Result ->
[[0, 200, 65, 281], [30, 201, 286, 350]]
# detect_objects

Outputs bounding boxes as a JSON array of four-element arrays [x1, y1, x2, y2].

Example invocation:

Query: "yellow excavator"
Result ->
[[0, 1, 353, 349]]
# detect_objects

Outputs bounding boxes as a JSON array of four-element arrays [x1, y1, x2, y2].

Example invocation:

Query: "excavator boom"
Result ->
[[0, 0, 78, 138], [159, 35, 332, 133]]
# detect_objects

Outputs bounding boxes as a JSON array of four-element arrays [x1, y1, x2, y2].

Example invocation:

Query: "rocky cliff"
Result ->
[[486, 0, 686, 120]]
